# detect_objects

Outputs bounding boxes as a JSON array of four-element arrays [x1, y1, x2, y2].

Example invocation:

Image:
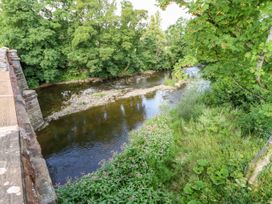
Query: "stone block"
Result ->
[[8, 50, 28, 92], [23, 90, 44, 131], [0, 130, 24, 204]]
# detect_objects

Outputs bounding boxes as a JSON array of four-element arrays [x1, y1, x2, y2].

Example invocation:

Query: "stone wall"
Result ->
[[8, 50, 28, 93], [14, 87, 57, 204], [0, 47, 56, 204], [7, 50, 45, 131], [23, 90, 45, 131]]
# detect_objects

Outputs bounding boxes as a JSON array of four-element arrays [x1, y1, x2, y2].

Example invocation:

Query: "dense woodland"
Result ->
[[1, 0, 272, 203], [0, 0, 184, 87]]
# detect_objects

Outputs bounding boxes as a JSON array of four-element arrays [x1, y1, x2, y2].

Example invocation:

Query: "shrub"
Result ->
[[239, 103, 272, 138]]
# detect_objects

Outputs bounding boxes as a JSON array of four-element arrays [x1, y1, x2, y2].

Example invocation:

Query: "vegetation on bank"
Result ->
[[57, 87, 272, 203]]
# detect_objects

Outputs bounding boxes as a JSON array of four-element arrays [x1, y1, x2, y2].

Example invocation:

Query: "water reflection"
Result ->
[[37, 72, 170, 117], [37, 89, 181, 185]]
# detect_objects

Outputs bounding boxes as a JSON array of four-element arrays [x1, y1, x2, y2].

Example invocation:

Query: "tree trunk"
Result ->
[[246, 136, 272, 185], [256, 27, 272, 86]]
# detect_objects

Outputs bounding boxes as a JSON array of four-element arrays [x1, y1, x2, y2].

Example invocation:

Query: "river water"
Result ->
[[36, 72, 188, 185]]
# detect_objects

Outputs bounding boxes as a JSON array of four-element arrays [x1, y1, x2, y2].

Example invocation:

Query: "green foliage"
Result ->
[[0, 0, 183, 87], [172, 62, 187, 81], [60, 68, 89, 82], [57, 116, 176, 203], [165, 18, 187, 68], [239, 103, 272, 138], [171, 101, 265, 203], [140, 12, 170, 71], [176, 55, 198, 68], [158, 0, 272, 133], [0, 0, 63, 86], [159, 0, 272, 145], [175, 86, 205, 121], [0, 0, 185, 86]]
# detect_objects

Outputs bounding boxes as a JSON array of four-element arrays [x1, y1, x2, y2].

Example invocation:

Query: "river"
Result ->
[[36, 71, 188, 185]]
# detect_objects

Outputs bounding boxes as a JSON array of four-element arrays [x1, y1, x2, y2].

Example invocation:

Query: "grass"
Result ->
[[169, 106, 265, 203], [57, 87, 271, 203]]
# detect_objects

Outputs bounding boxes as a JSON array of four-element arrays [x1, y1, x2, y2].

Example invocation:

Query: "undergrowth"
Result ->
[[170, 106, 265, 203], [57, 87, 271, 203]]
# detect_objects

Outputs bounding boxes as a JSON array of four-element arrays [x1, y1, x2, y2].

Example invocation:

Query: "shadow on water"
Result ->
[[38, 90, 183, 185], [37, 71, 185, 185]]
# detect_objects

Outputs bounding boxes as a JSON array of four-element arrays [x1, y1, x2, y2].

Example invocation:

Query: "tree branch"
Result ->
[[256, 27, 272, 87]]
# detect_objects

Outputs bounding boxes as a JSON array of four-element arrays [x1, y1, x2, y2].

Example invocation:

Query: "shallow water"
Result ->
[[37, 72, 184, 185], [37, 72, 169, 117]]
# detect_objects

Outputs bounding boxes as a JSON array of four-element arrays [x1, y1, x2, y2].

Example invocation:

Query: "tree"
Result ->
[[158, 0, 272, 108], [140, 12, 169, 71], [112, 1, 147, 76], [0, 0, 177, 86], [165, 17, 187, 69], [0, 0, 62, 87]]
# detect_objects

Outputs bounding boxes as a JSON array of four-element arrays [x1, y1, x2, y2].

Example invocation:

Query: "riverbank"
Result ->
[[37, 71, 158, 89], [44, 78, 187, 123], [57, 87, 271, 203]]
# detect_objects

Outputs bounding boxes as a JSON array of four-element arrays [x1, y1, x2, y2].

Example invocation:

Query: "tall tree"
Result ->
[[112, 0, 147, 76], [0, 0, 176, 86]]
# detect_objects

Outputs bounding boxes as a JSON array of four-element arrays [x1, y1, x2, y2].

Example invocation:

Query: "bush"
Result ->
[[202, 78, 264, 111], [239, 103, 272, 138]]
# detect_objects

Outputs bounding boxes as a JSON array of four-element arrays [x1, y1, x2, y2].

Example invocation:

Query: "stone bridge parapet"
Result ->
[[0, 48, 56, 204]]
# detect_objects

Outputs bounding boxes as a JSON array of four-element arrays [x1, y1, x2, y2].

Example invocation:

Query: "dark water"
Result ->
[[37, 72, 184, 185], [36, 72, 168, 117]]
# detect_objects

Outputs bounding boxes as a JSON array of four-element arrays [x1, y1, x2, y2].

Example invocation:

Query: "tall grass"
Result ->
[[175, 86, 205, 122], [168, 88, 268, 203]]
